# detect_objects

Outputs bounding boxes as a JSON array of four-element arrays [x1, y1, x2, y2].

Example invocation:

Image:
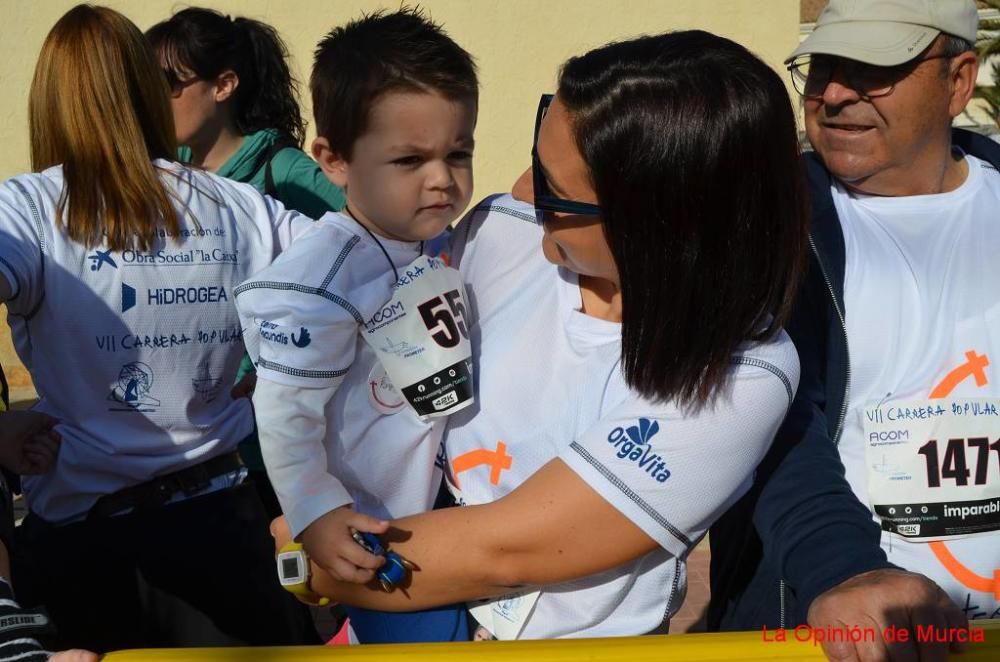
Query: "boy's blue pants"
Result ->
[[344, 604, 469, 643]]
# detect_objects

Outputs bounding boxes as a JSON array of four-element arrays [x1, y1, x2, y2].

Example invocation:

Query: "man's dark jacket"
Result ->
[[708, 128, 1000, 630]]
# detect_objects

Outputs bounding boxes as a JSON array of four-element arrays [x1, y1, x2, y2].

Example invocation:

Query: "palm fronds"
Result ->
[[975, 2, 1000, 127]]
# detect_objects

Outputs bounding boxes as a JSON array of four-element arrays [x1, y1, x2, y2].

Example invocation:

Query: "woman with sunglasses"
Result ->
[[146, 7, 344, 219], [0, 5, 320, 652], [147, 7, 346, 520], [274, 29, 808, 638]]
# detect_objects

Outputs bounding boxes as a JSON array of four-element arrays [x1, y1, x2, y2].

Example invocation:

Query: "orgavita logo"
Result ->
[[607, 417, 671, 483]]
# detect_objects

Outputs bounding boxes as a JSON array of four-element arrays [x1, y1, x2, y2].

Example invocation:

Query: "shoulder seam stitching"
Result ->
[[568, 440, 693, 549]]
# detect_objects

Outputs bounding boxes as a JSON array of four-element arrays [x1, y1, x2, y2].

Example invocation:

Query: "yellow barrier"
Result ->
[[103, 621, 1000, 661]]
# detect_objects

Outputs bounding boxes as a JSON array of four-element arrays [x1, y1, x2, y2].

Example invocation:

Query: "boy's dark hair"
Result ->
[[311, 7, 478, 159], [558, 30, 808, 407], [147, 7, 306, 145]]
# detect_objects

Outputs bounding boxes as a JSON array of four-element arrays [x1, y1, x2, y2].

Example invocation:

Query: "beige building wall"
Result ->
[[0, 0, 800, 403]]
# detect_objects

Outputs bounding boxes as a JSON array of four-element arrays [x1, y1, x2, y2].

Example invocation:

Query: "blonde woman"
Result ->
[[0, 5, 317, 652]]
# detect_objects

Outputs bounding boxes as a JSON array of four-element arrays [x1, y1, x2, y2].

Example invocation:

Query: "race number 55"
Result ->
[[418, 289, 468, 348]]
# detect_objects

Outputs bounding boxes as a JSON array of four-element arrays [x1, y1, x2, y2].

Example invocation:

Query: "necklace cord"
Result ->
[[345, 206, 424, 283]]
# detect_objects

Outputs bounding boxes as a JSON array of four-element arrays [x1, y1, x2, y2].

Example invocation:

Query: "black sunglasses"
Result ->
[[531, 94, 602, 224], [162, 68, 201, 98]]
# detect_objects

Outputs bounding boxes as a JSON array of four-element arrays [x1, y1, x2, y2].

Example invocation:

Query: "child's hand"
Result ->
[[302, 505, 389, 584], [0, 411, 61, 474], [230, 371, 257, 399]]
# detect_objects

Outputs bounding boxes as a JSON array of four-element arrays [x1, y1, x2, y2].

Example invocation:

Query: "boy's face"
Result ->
[[315, 90, 476, 242]]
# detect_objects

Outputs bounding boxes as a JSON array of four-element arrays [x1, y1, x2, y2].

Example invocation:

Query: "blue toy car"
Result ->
[[352, 531, 415, 592]]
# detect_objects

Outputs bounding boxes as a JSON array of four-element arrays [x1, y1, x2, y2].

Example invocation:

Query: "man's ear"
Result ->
[[948, 51, 978, 119], [313, 136, 349, 188], [214, 70, 239, 103]]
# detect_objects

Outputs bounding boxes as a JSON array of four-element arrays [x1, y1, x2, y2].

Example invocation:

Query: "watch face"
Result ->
[[277, 552, 306, 585]]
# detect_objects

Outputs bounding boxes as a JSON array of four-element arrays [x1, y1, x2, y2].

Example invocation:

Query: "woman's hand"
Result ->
[[230, 371, 257, 399], [0, 411, 61, 474]]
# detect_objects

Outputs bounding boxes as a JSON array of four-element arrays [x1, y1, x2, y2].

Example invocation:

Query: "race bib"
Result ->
[[361, 255, 474, 420], [446, 474, 540, 640], [863, 397, 1000, 541]]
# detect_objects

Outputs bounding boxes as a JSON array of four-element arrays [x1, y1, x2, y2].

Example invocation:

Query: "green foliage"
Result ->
[[976, 1, 1000, 125]]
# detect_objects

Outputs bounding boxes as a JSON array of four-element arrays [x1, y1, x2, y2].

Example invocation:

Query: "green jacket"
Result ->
[[179, 130, 344, 471], [179, 129, 345, 219]]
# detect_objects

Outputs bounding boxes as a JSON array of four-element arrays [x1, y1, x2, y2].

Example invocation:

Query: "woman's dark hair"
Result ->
[[311, 7, 478, 159], [146, 7, 305, 145], [557, 30, 808, 407]]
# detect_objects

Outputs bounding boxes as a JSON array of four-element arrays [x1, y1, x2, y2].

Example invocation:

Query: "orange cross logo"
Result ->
[[450, 441, 512, 488], [927, 349, 1000, 600]]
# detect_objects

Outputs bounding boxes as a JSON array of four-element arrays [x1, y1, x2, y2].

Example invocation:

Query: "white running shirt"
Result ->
[[442, 195, 799, 638], [236, 212, 446, 537], [839, 154, 1000, 621], [0, 160, 310, 522]]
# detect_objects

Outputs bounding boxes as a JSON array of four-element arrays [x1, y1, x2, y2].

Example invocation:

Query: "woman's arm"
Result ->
[[280, 347, 796, 612], [277, 458, 658, 611], [0, 183, 46, 310]]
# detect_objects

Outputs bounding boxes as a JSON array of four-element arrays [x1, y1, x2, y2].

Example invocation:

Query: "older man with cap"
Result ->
[[709, 0, 1000, 659]]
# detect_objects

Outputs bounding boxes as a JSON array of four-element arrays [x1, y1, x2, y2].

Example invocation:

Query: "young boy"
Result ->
[[234, 9, 477, 643]]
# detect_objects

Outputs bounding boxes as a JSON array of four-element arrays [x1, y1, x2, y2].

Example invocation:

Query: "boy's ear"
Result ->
[[213, 70, 239, 103], [312, 137, 349, 188]]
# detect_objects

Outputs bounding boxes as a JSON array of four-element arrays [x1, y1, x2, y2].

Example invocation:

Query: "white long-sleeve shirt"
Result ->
[[236, 212, 446, 537], [0, 160, 311, 522]]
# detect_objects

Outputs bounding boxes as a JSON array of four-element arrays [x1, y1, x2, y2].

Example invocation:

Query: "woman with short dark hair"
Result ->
[[275, 29, 808, 638]]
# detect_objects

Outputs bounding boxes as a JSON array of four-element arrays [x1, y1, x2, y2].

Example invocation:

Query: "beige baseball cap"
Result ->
[[786, 0, 978, 66]]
